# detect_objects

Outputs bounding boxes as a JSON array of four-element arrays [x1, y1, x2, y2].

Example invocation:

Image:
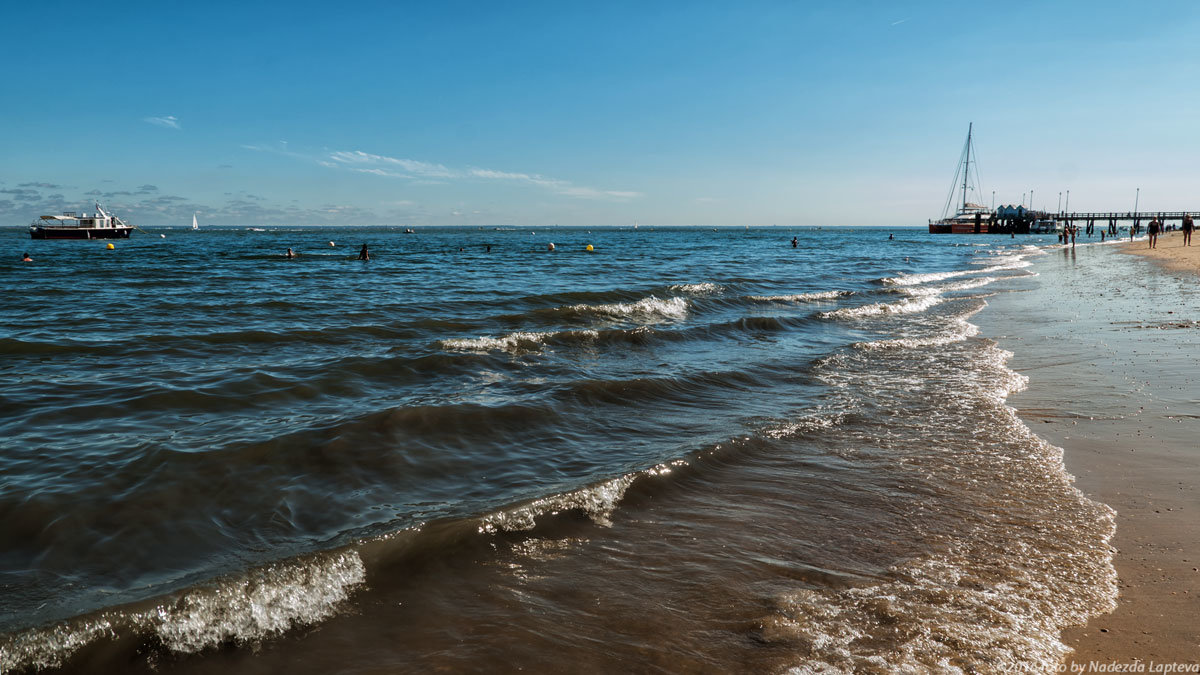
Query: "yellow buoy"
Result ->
[[106, 243, 115, 250], [586, 244, 594, 251]]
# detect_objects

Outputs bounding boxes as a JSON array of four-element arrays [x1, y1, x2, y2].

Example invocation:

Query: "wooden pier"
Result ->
[[1056, 211, 1193, 226], [931, 210, 1194, 235]]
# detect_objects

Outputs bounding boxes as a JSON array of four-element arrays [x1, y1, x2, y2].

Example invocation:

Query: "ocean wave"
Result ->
[[438, 330, 573, 353], [882, 253, 1030, 288], [977, 256, 1033, 274], [818, 295, 943, 320], [771, 516, 1116, 672], [761, 413, 845, 439], [479, 474, 639, 533], [668, 282, 724, 295], [151, 551, 365, 653], [901, 276, 996, 297], [0, 551, 365, 672], [574, 296, 689, 323], [773, 341, 1117, 672], [746, 290, 852, 303], [881, 270, 971, 286], [853, 322, 980, 350]]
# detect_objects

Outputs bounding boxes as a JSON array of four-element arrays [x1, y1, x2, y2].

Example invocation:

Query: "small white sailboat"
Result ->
[[192, 212, 199, 230]]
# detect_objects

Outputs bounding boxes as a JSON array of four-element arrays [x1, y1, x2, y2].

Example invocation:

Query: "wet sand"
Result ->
[[982, 234, 1200, 669]]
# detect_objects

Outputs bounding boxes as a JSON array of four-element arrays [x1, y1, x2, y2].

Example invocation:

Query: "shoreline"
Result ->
[[983, 232, 1200, 667]]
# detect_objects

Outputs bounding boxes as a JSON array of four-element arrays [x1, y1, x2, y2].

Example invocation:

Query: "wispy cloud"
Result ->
[[328, 150, 457, 179], [890, 17, 910, 26], [327, 149, 641, 200], [144, 115, 181, 129], [245, 143, 640, 201]]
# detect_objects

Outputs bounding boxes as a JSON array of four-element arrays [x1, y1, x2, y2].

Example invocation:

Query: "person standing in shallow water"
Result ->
[[791, 237, 798, 248], [358, 244, 370, 261]]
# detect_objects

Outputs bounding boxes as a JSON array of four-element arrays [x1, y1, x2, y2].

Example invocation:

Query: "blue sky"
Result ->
[[4, 1, 1200, 226]]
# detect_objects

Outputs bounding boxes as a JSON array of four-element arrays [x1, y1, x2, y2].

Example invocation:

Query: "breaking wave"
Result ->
[[818, 295, 944, 320], [746, 290, 853, 303]]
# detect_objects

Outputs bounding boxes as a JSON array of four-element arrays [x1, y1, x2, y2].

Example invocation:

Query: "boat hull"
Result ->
[[30, 227, 133, 240]]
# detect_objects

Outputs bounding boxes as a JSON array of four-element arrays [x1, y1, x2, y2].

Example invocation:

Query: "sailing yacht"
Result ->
[[928, 123, 993, 234], [192, 213, 199, 230]]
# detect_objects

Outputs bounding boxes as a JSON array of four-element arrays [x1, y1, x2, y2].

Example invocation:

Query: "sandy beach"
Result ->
[[983, 232, 1200, 669]]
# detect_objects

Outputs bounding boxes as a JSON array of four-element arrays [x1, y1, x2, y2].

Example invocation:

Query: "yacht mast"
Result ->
[[961, 123, 972, 211]]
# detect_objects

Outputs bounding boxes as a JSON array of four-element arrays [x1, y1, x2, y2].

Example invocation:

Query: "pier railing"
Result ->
[[1053, 211, 1193, 224]]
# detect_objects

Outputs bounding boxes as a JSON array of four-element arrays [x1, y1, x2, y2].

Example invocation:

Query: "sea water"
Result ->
[[0, 226, 1117, 673]]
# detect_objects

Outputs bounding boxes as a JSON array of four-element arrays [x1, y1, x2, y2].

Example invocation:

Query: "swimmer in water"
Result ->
[[285, 248, 296, 259], [791, 237, 798, 248], [22, 252, 33, 262], [358, 244, 370, 261]]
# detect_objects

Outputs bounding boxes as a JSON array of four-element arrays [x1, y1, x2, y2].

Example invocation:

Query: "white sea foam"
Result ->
[[782, 339, 1117, 672], [438, 329, 601, 353], [881, 270, 970, 286], [147, 551, 365, 653], [902, 276, 996, 297], [0, 551, 366, 671], [575, 296, 689, 322], [853, 322, 981, 350], [669, 282, 724, 295], [774, 521, 1116, 673], [884, 254, 1031, 288], [818, 295, 943, 320], [747, 290, 852, 303], [0, 618, 116, 672], [978, 256, 1033, 273], [479, 474, 637, 533], [438, 331, 556, 353]]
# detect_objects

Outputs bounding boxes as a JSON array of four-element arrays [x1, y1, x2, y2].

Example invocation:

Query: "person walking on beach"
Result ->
[[1183, 214, 1194, 246], [358, 244, 370, 261], [1148, 218, 1160, 248]]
